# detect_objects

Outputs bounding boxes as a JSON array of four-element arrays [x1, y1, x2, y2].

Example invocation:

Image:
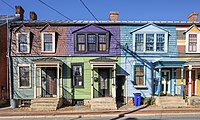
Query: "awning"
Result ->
[[153, 58, 185, 68], [32, 58, 63, 67], [185, 58, 200, 68]]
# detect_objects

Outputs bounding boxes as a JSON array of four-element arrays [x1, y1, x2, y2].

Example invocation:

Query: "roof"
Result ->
[[89, 57, 118, 62], [0, 15, 20, 24], [153, 58, 185, 68], [11, 20, 200, 26], [130, 23, 169, 34], [32, 57, 62, 63], [72, 24, 111, 33], [184, 24, 200, 33]]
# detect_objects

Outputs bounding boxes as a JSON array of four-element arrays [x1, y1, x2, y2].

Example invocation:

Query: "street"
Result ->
[[0, 114, 200, 120]]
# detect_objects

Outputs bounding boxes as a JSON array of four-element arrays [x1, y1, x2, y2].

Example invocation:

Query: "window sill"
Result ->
[[135, 51, 167, 54], [134, 86, 148, 89], [41, 51, 56, 54], [74, 51, 109, 54], [18, 86, 31, 89], [73, 86, 84, 88]]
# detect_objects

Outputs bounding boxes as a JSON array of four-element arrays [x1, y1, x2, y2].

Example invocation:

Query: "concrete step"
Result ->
[[30, 98, 59, 111], [156, 96, 186, 108], [90, 97, 117, 110]]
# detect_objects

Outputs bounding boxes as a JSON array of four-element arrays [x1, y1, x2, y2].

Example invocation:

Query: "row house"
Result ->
[[9, 6, 200, 109], [0, 13, 20, 100]]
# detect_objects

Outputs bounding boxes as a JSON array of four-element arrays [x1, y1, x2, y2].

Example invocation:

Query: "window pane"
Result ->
[[134, 66, 144, 85], [72, 64, 83, 87], [146, 34, 154, 51], [88, 34, 96, 43], [156, 34, 165, 51], [135, 34, 143, 51], [99, 34, 107, 43], [189, 34, 197, 52], [18, 34, 27, 43], [19, 44, 28, 52], [88, 34, 96, 52], [99, 44, 107, 51], [19, 66, 30, 87], [44, 43, 52, 51], [77, 35, 85, 43], [44, 34, 52, 42]]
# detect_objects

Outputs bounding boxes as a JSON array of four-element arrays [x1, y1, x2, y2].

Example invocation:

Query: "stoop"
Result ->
[[90, 97, 117, 110]]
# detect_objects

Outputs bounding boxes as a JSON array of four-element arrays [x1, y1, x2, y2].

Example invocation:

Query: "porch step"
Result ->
[[30, 98, 59, 111], [156, 96, 187, 108], [91, 97, 117, 110], [189, 97, 200, 106]]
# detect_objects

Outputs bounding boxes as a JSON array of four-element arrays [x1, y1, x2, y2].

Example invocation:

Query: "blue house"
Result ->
[[120, 23, 185, 104]]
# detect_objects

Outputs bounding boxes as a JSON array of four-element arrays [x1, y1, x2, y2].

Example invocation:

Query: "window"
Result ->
[[18, 65, 31, 88], [99, 34, 107, 51], [156, 34, 165, 51], [87, 34, 96, 52], [17, 33, 30, 53], [72, 63, 84, 88], [146, 34, 154, 51], [134, 66, 144, 85], [77, 34, 86, 52], [135, 34, 144, 51], [41, 32, 55, 53], [75, 33, 109, 53], [188, 34, 197, 52]]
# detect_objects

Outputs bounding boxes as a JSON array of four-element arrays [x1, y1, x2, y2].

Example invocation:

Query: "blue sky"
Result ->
[[0, 0, 200, 21]]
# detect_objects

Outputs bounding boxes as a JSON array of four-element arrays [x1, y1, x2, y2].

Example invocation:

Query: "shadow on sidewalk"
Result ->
[[110, 104, 149, 120]]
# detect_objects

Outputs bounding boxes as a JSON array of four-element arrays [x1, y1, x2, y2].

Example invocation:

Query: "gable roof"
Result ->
[[184, 24, 200, 33], [130, 23, 169, 34], [72, 24, 111, 34], [89, 57, 118, 62]]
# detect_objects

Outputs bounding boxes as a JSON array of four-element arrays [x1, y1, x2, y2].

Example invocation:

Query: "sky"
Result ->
[[0, 0, 200, 21]]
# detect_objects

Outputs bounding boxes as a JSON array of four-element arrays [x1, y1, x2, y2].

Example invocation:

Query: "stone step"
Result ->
[[90, 97, 117, 110]]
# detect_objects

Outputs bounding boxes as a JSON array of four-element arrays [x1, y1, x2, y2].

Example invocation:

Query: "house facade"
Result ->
[[177, 12, 200, 97], [0, 14, 19, 100], [9, 7, 200, 108]]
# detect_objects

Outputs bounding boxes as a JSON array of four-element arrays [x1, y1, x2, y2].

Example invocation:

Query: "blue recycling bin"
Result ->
[[134, 93, 141, 106]]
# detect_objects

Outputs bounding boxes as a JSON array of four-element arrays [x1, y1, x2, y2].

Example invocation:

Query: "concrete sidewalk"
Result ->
[[1, 105, 200, 118]]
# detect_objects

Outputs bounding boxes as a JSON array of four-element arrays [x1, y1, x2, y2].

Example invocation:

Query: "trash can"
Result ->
[[134, 93, 141, 106]]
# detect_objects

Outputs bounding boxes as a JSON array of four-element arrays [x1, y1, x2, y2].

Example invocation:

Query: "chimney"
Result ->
[[109, 12, 119, 21], [15, 6, 24, 20], [188, 12, 199, 22], [30, 11, 37, 20]]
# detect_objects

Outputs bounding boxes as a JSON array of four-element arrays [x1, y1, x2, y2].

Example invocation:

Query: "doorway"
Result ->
[[98, 68, 109, 97], [161, 70, 170, 95], [116, 75, 125, 103], [186, 70, 195, 95], [41, 68, 57, 97]]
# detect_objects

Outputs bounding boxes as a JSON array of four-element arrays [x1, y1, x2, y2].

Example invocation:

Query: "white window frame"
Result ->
[[16, 32, 30, 53], [133, 32, 168, 53], [41, 32, 56, 53], [18, 64, 31, 88], [186, 32, 200, 53]]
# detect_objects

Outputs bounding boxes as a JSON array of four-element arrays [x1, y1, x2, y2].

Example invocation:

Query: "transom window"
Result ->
[[17, 33, 30, 53], [71, 63, 84, 88], [75, 33, 109, 53], [134, 65, 144, 86], [18, 65, 31, 88], [135, 33, 166, 52], [41, 32, 55, 53], [188, 34, 197, 52]]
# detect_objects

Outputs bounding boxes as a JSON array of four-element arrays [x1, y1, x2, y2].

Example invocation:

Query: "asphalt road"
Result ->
[[0, 114, 200, 120]]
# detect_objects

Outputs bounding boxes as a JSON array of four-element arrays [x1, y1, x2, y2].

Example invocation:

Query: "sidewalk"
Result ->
[[0, 105, 200, 118]]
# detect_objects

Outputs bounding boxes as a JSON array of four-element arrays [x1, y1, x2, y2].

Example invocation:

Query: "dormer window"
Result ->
[[188, 34, 197, 52], [75, 33, 109, 53], [132, 24, 168, 53], [41, 32, 55, 53], [17, 33, 30, 53]]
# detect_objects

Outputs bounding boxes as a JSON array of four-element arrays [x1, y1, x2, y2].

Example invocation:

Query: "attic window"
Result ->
[[17, 33, 30, 53], [41, 32, 56, 53]]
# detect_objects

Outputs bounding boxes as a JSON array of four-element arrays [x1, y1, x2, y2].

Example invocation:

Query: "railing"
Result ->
[[93, 88, 103, 98]]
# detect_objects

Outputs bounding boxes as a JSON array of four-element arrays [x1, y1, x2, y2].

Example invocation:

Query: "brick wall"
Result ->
[[0, 25, 8, 99]]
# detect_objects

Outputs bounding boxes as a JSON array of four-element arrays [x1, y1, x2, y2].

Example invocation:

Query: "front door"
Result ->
[[41, 68, 57, 97], [116, 75, 125, 103], [98, 68, 109, 97], [161, 70, 170, 95], [186, 70, 195, 95]]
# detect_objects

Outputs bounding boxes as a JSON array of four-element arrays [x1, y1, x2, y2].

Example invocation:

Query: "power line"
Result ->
[[38, 0, 73, 21], [1, 0, 15, 11], [79, 0, 99, 22]]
